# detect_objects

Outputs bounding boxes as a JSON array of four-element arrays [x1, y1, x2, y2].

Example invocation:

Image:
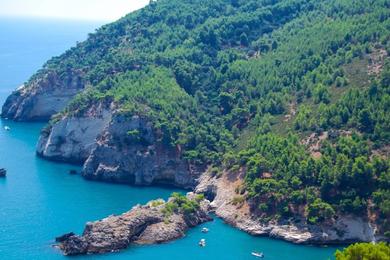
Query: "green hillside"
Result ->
[[32, 0, 389, 230]]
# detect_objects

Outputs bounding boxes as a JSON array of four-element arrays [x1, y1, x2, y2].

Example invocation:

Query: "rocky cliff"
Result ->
[[36, 105, 199, 188], [195, 170, 387, 245], [82, 114, 199, 188], [36, 103, 112, 164], [57, 193, 211, 255], [1, 70, 84, 121]]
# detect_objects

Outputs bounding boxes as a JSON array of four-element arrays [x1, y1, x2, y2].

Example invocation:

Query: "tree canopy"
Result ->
[[32, 0, 390, 228], [335, 242, 390, 260]]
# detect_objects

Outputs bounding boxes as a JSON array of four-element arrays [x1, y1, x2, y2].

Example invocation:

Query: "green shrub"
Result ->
[[231, 196, 245, 205], [335, 242, 390, 260]]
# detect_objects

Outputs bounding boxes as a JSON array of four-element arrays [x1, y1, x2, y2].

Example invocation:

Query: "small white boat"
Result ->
[[4, 126, 10, 131], [199, 238, 206, 247], [251, 252, 264, 258], [201, 227, 209, 233]]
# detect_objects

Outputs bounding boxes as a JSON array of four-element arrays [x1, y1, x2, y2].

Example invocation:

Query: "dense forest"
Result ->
[[30, 0, 389, 230], [335, 242, 390, 260]]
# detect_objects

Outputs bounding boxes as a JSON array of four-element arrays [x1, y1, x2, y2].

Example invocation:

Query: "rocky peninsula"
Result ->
[[56, 193, 211, 255]]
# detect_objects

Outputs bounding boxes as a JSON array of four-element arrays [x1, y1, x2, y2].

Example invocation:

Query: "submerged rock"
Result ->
[[57, 193, 211, 255], [69, 170, 78, 175], [0, 168, 6, 177]]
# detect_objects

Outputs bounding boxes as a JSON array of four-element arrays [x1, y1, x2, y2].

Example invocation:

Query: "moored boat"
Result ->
[[251, 251, 264, 258]]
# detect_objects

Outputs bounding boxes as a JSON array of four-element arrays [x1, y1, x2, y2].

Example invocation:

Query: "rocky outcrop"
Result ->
[[1, 70, 85, 121], [57, 193, 211, 255], [82, 114, 199, 188], [195, 170, 387, 245], [36, 104, 112, 164], [35, 102, 199, 187]]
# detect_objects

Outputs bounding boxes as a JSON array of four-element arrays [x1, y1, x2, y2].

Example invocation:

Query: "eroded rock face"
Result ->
[[195, 170, 387, 245], [36, 105, 112, 164], [35, 106, 199, 188], [82, 114, 199, 188], [57, 194, 211, 255], [1, 70, 85, 121]]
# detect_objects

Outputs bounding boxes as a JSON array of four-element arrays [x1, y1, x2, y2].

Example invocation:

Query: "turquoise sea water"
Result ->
[[0, 18, 341, 259]]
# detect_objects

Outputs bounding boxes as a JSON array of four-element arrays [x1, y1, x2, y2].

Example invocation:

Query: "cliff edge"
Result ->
[[2, 70, 84, 121]]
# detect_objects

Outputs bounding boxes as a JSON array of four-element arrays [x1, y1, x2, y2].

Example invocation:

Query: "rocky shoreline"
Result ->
[[56, 193, 211, 255], [34, 103, 201, 189], [196, 170, 387, 246], [55, 168, 388, 256]]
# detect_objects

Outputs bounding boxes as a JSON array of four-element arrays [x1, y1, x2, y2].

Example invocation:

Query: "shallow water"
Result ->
[[0, 18, 341, 259]]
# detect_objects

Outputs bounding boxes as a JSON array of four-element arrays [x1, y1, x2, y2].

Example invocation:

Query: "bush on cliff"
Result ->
[[335, 242, 390, 260], [162, 193, 201, 217]]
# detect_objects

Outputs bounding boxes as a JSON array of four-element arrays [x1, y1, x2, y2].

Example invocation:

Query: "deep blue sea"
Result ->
[[0, 18, 342, 259]]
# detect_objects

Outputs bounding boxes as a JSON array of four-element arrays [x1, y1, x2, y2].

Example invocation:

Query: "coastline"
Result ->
[[54, 169, 387, 256]]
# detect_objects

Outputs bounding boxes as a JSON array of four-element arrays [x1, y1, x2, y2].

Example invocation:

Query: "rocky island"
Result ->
[[56, 193, 211, 255], [2, 0, 389, 256]]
